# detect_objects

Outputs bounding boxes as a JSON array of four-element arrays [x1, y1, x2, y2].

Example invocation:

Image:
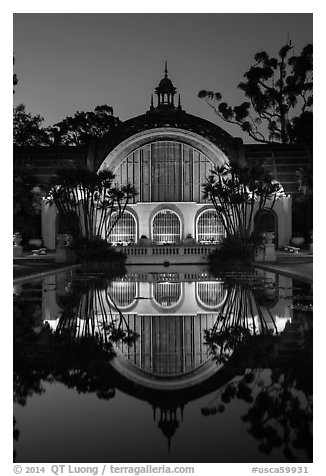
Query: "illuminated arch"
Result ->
[[107, 280, 137, 309], [107, 210, 137, 245], [98, 128, 229, 204], [196, 209, 225, 243], [195, 281, 227, 310], [152, 209, 181, 244], [152, 282, 182, 308]]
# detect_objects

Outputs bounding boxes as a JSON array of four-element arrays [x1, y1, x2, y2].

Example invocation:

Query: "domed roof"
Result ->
[[157, 76, 176, 93], [155, 61, 177, 94]]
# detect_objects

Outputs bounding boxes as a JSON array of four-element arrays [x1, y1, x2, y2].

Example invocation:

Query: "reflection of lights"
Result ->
[[196, 281, 227, 309], [153, 282, 182, 308], [107, 281, 137, 308]]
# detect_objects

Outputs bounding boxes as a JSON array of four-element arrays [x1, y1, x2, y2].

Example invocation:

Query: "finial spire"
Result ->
[[164, 61, 168, 78]]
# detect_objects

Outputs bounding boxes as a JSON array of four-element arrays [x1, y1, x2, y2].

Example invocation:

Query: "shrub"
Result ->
[[72, 237, 126, 272], [208, 236, 255, 272]]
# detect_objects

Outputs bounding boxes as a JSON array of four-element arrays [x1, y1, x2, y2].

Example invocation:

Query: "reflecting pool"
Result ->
[[13, 264, 312, 463]]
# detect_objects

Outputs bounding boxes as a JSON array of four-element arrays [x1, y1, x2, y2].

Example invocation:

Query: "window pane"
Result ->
[[197, 282, 226, 308], [107, 281, 137, 307], [152, 210, 181, 244], [108, 212, 136, 244], [197, 210, 225, 243], [153, 282, 181, 307], [151, 142, 182, 201]]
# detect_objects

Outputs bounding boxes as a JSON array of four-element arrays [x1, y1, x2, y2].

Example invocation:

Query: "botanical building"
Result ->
[[14, 66, 312, 250]]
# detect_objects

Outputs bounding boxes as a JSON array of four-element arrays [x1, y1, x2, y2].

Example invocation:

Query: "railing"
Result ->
[[116, 244, 216, 256]]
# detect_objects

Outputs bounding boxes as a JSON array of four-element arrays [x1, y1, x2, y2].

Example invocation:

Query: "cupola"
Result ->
[[152, 62, 181, 110]]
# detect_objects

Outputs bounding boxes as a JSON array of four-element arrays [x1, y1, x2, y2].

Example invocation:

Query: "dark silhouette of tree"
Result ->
[[48, 104, 121, 146], [201, 274, 312, 462], [202, 162, 285, 246], [54, 272, 139, 348], [204, 273, 280, 365], [13, 416, 20, 462], [13, 104, 51, 146], [13, 271, 139, 462], [199, 42, 312, 144], [13, 173, 44, 241], [46, 168, 137, 252], [14, 104, 120, 147], [201, 368, 312, 461], [13, 56, 18, 94]]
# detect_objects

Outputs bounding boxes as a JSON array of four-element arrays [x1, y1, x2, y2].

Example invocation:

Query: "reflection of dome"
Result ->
[[112, 313, 220, 390], [156, 406, 182, 455]]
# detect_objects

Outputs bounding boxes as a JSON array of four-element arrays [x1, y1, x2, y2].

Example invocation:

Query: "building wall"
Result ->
[[14, 123, 311, 249]]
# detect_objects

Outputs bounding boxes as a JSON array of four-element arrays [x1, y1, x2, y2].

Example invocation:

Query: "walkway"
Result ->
[[13, 252, 80, 284], [13, 249, 313, 284]]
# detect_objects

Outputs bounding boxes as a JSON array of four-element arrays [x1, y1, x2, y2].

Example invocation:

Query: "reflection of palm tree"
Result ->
[[55, 273, 139, 348], [13, 273, 139, 444], [204, 276, 279, 365], [201, 274, 312, 462]]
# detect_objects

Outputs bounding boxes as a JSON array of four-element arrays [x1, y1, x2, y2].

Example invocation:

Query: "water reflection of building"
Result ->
[[16, 265, 296, 453], [42, 267, 293, 385]]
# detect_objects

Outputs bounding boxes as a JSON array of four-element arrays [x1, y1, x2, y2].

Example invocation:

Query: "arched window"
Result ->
[[196, 281, 227, 309], [152, 210, 181, 244], [153, 282, 182, 308], [196, 210, 225, 243], [254, 209, 278, 246], [113, 141, 215, 203], [107, 211, 136, 245], [107, 281, 137, 308]]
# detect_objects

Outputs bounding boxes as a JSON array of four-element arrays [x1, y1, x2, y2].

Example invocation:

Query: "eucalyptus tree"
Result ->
[[13, 104, 51, 146], [48, 104, 121, 146], [199, 42, 313, 144]]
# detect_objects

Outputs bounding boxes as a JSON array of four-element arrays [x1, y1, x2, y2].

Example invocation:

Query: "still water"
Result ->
[[13, 264, 312, 463]]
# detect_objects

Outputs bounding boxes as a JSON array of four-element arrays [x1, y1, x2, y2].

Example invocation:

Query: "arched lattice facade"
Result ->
[[152, 210, 181, 244], [153, 282, 182, 308], [107, 211, 137, 245], [116, 314, 216, 376], [107, 281, 137, 308], [196, 209, 225, 243], [196, 281, 227, 309], [113, 141, 215, 203]]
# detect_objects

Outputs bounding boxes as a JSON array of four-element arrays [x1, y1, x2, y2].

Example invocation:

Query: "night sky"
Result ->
[[13, 13, 313, 143]]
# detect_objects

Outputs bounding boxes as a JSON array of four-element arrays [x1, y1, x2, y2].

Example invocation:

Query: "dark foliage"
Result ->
[[199, 42, 313, 144], [48, 104, 121, 146], [13, 174, 43, 244]]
